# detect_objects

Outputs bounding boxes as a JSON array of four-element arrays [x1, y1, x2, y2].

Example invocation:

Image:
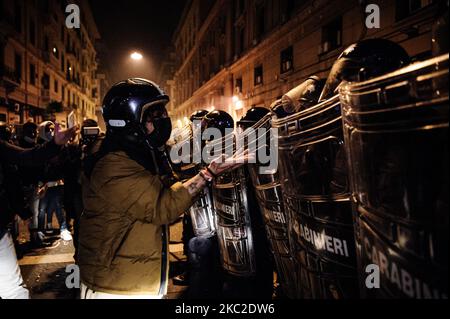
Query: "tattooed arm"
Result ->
[[183, 173, 209, 197], [182, 149, 250, 196]]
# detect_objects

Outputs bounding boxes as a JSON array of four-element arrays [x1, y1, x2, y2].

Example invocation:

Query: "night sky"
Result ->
[[89, 0, 186, 84]]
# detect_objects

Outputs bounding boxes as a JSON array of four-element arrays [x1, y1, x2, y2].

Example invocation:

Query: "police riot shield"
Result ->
[[189, 186, 216, 238], [273, 95, 359, 299], [243, 114, 298, 298], [208, 133, 272, 283], [340, 54, 449, 299], [208, 133, 257, 276], [169, 124, 216, 238]]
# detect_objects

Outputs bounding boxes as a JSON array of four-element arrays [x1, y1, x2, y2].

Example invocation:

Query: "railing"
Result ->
[[1, 65, 21, 85]]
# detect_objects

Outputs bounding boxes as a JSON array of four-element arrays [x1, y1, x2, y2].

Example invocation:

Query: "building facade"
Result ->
[[0, 0, 101, 128], [170, 0, 442, 125], [156, 47, 177, 117]]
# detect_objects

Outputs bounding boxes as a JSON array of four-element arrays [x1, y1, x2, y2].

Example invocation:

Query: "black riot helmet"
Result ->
[[190, 110, 209, 122], [237, 107, 270, 130], [22, 121, 38, 144], [282, 76, 325, 114], [0, 122, 12, 142], [319, 39, 410, 101], [102, 78, 171, 149], [202, 110, 234, 137]]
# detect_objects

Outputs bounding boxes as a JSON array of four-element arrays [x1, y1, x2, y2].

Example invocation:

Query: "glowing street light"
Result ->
[[130, 52, 143, 61]]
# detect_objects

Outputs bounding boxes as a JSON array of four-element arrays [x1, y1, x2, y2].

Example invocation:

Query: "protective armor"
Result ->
[[169, 110, 216, 238], [340, 54, 449, 299], [239, 107, 298, 298], [204, 111, 272, 286], [319, 39, 410, 101], [273, 95, 359, 299]]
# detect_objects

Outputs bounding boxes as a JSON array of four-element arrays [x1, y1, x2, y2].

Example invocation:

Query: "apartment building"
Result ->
[[170, 0, 442, 124], [0, 0, 102, 127]]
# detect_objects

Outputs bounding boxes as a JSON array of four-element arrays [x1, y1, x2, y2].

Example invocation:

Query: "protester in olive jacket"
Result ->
[[78, 79, 246, 299]]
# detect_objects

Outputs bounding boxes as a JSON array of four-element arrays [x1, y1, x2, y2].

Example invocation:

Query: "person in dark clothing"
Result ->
[[17, 122, 45, 246], [63, 119, 104, 262], [0, 123, 26, 247], [0, 124, 78, 299], [37, 121, 71, 241]]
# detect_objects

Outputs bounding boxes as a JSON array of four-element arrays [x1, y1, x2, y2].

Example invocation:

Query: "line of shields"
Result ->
[[168, 38, 448, 299]]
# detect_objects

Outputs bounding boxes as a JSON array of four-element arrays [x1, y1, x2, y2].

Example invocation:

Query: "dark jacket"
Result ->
[[0, 140, 61, 238]]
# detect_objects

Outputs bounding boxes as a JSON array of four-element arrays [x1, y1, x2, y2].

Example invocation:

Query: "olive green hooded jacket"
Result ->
[[78, 151, 193, 295]]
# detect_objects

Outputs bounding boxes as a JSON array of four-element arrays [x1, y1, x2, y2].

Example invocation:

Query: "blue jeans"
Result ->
[[39, 186, 67, 231]]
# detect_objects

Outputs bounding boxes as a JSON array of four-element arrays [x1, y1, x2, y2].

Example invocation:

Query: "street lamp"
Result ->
[[130, 52, 143, 61]]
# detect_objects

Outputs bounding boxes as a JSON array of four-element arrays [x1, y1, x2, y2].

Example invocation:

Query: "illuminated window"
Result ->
[[280, 46, 293, 74]]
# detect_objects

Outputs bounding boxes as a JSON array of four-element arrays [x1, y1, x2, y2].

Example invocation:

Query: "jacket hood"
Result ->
[[38, 121, 55, 142]]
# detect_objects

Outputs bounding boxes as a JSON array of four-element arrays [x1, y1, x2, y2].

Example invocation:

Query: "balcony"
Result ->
[[42, 52, 51, 63], [1, 65, 21, 89], [42, 12, 59, 30], [66, 47, 76, 58], [41, 88, 50, 104]]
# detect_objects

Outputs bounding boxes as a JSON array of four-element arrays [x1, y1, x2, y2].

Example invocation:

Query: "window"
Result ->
[[61, 53, 65, 72], [255, 4, 266, 40], [238, 27, 246, 54], [235, 77, 243, 94], [280, 46, 293, 74], [42, 73, 50, 90], [321, 17, 342, 54], [29, 63, 36, 86], [14, 2, 22, 33], [14, 53, 22, 81], [44, 36, 49, 52], [281, 0, 302, 22], [396, 0, 435, 21], [54, 79, 58, 93], [29, 20, 36, 46], [52, 46, 59, 59], [254, 65, 263, 86], [67, 62, 72, 80], [236, 0, 245, 17]]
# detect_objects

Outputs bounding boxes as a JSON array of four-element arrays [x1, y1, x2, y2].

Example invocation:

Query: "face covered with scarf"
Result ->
[[142, 103, 172, 149]]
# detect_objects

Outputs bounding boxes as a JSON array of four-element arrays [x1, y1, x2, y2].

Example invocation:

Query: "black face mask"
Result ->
[[146, 117, 172, 148]]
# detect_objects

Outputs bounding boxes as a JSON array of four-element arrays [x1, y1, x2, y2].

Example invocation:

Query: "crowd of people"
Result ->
[[0, 118, 105, 298], [0, 119, 103, 249]]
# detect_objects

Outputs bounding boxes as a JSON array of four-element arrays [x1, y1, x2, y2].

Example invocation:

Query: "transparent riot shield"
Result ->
[[208, 133, 257, 276], [243, 114, 298, 298], [273, 95, 359, 299], [169, 125, 216, 238], [189, 186, 216, 238], [207, 133, 273, 288], [340, 54, 449, 299], [213, 166, 257, 276]]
